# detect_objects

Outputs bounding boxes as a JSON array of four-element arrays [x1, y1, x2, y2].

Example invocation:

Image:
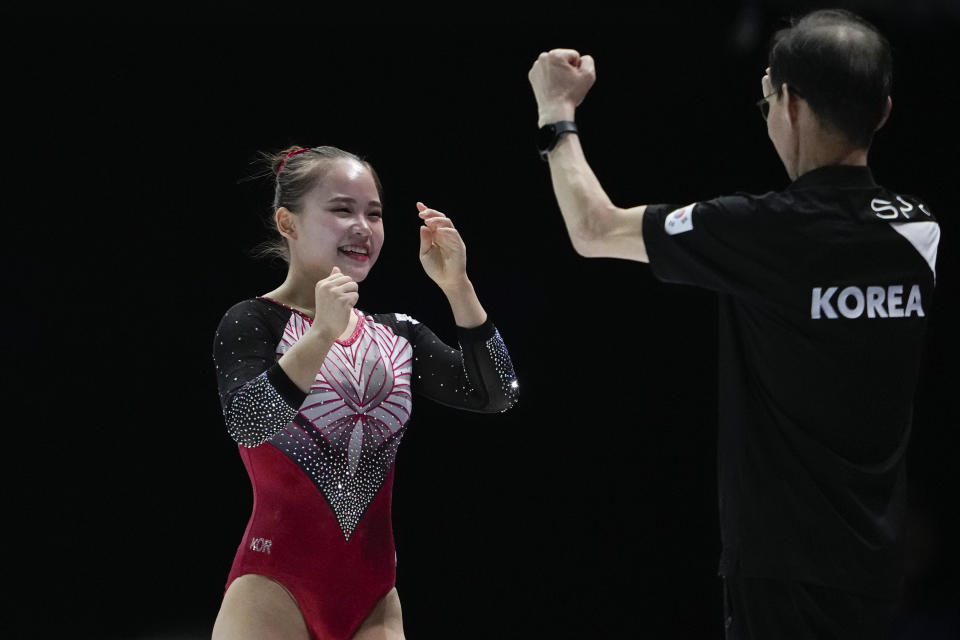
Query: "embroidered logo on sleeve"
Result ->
[[665, 204, 696, 235]]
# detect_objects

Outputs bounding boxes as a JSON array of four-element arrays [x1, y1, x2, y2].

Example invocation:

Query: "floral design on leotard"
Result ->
[[270, 311, 413, 539]]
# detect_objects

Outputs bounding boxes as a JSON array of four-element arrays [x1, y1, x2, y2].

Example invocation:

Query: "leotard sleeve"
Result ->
[[374, 313, 519, 413], [212, 299, 307, 447]]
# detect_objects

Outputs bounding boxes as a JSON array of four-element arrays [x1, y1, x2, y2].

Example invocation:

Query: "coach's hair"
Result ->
[[768, 8, 892, 148], [253, 145, 384, 263]]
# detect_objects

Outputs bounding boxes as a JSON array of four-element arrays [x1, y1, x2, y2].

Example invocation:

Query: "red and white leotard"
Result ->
[[213, 297, 517, 639]]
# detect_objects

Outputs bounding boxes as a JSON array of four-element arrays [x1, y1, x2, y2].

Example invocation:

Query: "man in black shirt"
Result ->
[[528, 9, 939, 639]]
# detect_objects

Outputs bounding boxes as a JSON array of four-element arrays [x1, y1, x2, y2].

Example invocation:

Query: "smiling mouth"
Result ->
[[339, 245, 370, 261]]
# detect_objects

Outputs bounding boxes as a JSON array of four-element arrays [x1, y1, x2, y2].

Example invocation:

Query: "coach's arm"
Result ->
[[529, 48, 649, 263]]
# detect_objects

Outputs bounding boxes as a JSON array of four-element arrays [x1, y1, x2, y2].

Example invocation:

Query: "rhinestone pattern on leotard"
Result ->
[[224, 374, 300, 447], [486, 329, 519, 409], [270, 312, 413, 539], [215, 300, 520, 540]]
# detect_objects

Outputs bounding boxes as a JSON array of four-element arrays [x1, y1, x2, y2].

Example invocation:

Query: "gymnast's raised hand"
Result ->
[[416, 201, 487, 328]]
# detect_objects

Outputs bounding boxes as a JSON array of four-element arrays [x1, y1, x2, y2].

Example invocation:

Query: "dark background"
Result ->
[[4, 1, 958, 638]]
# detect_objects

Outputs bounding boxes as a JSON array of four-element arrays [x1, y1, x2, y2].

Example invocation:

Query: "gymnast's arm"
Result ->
[[376, 312, 518, 415], [213, 302, 307, 447], [213, 274, 353, 447], [528, 48, 649, 262], [403, 203, 519, 413]]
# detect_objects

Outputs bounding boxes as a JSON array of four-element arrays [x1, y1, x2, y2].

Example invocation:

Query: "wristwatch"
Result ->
[[537, 121, 578, 161]]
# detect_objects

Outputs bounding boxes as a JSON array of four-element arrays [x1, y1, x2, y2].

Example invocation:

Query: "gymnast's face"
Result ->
[[283, 158, 384, 283]]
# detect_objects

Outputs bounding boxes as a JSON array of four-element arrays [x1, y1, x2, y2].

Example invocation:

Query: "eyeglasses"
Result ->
[[756, 85, 804, 121], [756, 91, 777, 121]]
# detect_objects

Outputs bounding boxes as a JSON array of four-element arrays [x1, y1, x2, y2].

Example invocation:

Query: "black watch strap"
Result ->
[[537, 121, 578, 161]]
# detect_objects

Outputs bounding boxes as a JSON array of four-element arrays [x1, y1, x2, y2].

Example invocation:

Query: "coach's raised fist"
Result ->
[[528, 48, 597, 126]]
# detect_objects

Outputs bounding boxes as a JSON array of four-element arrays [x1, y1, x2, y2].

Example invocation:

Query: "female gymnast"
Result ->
[[210, 145, 518, 639]]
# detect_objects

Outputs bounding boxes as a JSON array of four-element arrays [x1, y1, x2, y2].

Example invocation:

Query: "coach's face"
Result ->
[[761, 69, 798, 179]]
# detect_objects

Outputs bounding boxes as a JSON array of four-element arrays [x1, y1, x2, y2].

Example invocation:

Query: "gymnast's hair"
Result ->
[[768, 8, 892, 148], [254, 145, 384, 263]]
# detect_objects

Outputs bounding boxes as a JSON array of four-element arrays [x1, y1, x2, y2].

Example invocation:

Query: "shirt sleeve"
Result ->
[[642, 194, 794, 307], [212, 300, 307, 447], [378, 314, 519, 413]]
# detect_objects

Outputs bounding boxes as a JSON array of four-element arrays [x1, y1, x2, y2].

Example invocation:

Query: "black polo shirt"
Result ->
[[642, 165, 940, 597]]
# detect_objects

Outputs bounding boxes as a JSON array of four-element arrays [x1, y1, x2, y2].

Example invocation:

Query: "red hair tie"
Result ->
[[277, 147, 311, 173]]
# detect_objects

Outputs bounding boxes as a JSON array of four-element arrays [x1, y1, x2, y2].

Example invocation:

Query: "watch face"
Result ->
[[536, 124, 557, 151]]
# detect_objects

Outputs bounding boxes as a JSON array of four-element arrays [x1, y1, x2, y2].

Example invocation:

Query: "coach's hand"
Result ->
[[528, 48, 596, 127]]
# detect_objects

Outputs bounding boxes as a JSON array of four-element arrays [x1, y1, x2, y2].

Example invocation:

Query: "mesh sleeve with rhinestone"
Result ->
[[372, 313, 519, 413], [213, 299, 307, 447]]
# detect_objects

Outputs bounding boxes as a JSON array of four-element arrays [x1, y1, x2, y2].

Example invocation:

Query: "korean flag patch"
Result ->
[[664, 203, 695, 236]]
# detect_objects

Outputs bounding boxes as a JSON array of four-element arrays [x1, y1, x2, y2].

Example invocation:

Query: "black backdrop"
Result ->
[[4, 2, 958, 638]]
